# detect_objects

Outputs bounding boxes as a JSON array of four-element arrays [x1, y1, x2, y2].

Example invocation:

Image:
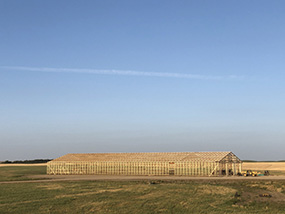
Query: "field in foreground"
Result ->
[[1, 179, 285, 214], [0, 166, 285, 214]]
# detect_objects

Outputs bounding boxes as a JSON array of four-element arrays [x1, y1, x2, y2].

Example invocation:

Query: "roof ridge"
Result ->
[[49, 151, 238, 163], [62, 151, 230, 155]]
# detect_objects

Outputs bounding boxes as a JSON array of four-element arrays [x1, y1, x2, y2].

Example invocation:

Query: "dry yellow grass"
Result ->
[[243, 162, 285, 171]]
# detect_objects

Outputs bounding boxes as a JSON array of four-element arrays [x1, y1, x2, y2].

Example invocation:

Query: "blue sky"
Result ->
[[1, 1, 285, 160]]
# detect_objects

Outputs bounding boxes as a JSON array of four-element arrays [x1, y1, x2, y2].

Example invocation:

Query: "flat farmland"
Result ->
[[0, 164, 285, 213], [1, 177, 285, 214], [243, 162, 285, 171]]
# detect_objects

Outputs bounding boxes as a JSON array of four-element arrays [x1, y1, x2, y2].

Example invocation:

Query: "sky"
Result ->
[[0, 0, 285, 161]]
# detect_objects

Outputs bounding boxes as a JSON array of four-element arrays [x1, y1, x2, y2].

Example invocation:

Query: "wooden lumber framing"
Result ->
[[47, 151, 242, 176]]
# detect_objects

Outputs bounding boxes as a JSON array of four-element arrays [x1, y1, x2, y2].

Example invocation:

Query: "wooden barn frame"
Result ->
[[47, 152, 242, 176]]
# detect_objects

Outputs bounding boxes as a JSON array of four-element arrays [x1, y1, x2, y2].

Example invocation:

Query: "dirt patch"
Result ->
[[2, 175, 285, 184], [37, 183, 63, 190], [240, 190, 285, 204], [247, 183, 284, 193], [55, 189, 122, 199], [197, 185, 236, 195]]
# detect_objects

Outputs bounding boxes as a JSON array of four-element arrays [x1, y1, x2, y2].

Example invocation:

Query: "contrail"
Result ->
[[0, 66, 240, 80]]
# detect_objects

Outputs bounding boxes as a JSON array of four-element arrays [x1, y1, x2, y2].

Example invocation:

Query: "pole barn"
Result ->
[[47, 151, 242, 176]]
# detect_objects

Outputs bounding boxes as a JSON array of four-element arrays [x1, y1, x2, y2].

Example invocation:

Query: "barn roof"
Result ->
[[50, 151, 241, 162]]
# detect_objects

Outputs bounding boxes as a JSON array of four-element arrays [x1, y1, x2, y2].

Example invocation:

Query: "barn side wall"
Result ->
[[47, 161, 230, 176]]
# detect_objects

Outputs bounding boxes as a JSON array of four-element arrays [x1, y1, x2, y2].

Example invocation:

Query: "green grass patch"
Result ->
[[0, 180, 284, 214], [0, 166, 46, 181]]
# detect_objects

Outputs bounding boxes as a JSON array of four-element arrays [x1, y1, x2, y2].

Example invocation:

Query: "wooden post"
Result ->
[[207, 162, 209, 176], [198, 162, 200, 176]]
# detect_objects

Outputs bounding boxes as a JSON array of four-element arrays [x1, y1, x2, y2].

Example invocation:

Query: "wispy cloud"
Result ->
[[0, 66, 240, 80]]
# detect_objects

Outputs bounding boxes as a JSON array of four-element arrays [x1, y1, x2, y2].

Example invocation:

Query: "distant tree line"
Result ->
[[1, 159, 52, 164]]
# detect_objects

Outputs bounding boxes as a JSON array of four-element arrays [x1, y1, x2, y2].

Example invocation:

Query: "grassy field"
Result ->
[[1, 179, 285, 213], [0, 166, 46, 181], [0, 166, 285, 214]]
